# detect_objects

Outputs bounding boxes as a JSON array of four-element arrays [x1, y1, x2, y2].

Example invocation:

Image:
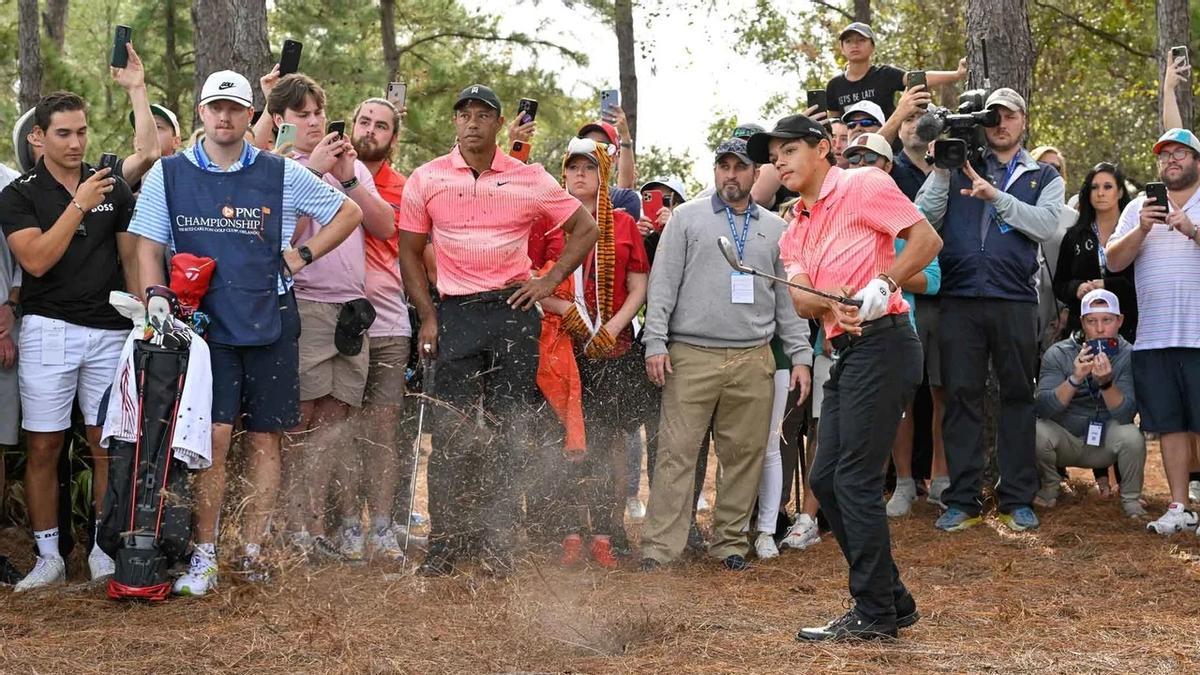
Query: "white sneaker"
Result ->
[[754, 532, 779, 559], [389, 523, 428, 549], [1146, 502, 1199, 535], [886, 478, 918, 517], [173, 550, 218, 596], [88, 546, 116, 580], [928, 476, 950, 509], [339, 524, 365, 561], [625, 497, 646, 520], [779, 514, 821, 550], [368, 525, 405, 560], [696, 494, 710, 512], [15, 556, 66, 592], [1189, 481, 1200, 504]]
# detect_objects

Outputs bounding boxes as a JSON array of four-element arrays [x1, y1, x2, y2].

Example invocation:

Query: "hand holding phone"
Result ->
[[1171, 45, 1190, 68], [906, 71, 927, 90], [642, 190, 665, 224], [386, 82, 407, 108], [1086, 337, 1120, 359], [510, 140, 531, 163], [274, 123, 298, 153], [516, 98, 539, 126], [328, 120, 346, 139], [600, 89, 619, 122], [279, 39, 303, 76], [806, 90, 828, 114], [111, 25, 132, 69], [98, 153, 119, 173]]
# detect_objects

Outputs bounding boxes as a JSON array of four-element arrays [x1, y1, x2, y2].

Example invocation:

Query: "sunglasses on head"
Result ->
[[845, 151, 885, 166], [845, 118, 879, 130]]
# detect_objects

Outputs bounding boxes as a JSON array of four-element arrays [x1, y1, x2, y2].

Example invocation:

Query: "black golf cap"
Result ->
[[335, 298, 377, 357], [746, 115, 829, 164], [454, 84, 501, 113]]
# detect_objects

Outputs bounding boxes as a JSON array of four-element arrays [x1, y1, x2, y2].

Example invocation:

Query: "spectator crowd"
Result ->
[[1, 20, 1198, 642]]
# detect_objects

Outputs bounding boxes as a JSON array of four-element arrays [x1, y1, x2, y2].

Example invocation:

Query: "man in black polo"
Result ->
[[1, 91, 137, 591]]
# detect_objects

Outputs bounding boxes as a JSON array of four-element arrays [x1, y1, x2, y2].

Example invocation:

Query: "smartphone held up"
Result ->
[[111, 25, 132, 69]]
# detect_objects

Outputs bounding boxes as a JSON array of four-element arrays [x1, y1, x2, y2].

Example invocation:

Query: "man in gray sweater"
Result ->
[[1034, 289, 1145, 519], [640, 137, 812, 571]]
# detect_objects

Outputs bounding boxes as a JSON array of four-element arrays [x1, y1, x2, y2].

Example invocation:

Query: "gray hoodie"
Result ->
[[1034, 334, 1137, 438]]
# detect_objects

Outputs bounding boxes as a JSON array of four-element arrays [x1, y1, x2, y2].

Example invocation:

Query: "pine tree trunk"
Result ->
[[164, 0, 183, 119], [381, 0, 400, 82], [1157, 0, 1193, 131], [43, 0, 70, 50], [190, 0, 272, 124], [965, 0, 1034, 104], [18, 0, 41, 113], [854, 0, 871, 24], [614, 0, 638, 145]]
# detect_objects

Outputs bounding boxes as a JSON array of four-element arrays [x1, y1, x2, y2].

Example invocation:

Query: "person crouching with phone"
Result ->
[[747, 115, 941, 641], [1033, 289, 1145, 519]]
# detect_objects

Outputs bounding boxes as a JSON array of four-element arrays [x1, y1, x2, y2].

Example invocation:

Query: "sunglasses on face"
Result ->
[[845, 118, 879, 130], [845, 151, 884, 166]]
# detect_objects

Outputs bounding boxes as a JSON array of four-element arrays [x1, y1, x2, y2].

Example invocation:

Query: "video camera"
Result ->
[[915, 89, 999, 170]]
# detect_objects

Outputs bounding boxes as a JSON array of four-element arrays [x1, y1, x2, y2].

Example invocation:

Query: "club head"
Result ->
[[716, 236, 754, 274]]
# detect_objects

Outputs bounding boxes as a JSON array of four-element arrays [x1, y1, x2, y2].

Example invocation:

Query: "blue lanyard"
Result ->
[[1091, 223, 1108, 272], [724, 206, 752, 260], [990, 155, 1022, 234]]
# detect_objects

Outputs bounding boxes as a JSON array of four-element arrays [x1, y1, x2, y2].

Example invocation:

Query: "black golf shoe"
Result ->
[[796, 609, 898, 642]]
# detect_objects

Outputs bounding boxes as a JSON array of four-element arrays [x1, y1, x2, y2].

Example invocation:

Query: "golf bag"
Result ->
[[98, 339, 193, 601]]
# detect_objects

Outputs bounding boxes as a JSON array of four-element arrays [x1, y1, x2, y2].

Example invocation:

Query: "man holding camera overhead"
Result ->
[[915, 87, 1064, 533]]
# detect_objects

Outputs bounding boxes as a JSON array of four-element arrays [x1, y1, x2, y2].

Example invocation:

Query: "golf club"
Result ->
[[716, 236, 862, 307], [404, 348, 435, 557]]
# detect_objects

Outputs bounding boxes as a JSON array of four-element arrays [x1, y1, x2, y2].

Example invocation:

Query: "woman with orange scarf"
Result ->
[[536, 137, 650, 568]]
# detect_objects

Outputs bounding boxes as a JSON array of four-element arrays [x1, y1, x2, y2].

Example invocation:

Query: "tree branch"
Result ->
[[1031, 0, 1154, 60], [810, 0, 855, 22], [394, 31, 584, 65]]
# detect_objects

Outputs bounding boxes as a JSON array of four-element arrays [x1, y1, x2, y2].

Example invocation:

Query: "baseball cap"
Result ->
[[732, 123, 766, 140], [843, 132, 893, 163], [839, 22, 875, 41], [985, 87, 1027, 113], [714, 138, 754, 165], [335, 298, 377, 356], [746, 115, 829, 164], [454, 83, 501, 112], [128, 104, 181, 137], [577, 120, 620, 145], [841, 100, 886, 125], [564, 136, 602, 166], [199, 71, 253, 107], [640, 176, 688, 203], [1080, 289, 1120, 317], [1153, 128, 1200, 156], [12, 107, 37, 172]]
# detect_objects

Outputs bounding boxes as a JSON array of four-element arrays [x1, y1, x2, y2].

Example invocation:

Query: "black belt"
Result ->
[[830, 313, 908, 353], [443, 287, 520, 305]]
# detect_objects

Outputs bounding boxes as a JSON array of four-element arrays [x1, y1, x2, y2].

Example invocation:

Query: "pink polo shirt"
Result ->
[[398, 145, 582, 297], [779, 166, 923, 338], [290, 153, 381, 304]]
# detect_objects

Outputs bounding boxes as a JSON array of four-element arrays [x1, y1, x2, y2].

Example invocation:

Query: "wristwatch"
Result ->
[[2, 299, 18, 318], [298, 246, 314, 265], [1099, 379, 1114, 391]]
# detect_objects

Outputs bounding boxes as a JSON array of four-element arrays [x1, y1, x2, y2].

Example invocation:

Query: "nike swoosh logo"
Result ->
[[497, 181, 510, 186]]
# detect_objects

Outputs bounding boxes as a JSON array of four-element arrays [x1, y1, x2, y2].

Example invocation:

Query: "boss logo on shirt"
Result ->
[[91, 202, 115, 213]]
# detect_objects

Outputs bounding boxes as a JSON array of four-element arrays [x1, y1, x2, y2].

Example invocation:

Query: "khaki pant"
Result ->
[[642, 343, 774, 562], [1035, 418, 1146, 506]]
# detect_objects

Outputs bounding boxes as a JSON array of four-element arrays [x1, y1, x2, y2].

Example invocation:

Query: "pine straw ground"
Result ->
[[2, 445, 1200, 674]]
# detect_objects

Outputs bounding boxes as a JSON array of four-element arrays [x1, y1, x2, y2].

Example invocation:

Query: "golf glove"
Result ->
[[854, 278, 891, 322]]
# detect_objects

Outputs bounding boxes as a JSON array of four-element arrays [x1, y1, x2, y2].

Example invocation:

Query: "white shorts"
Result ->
[[18, 315, 126, 432]]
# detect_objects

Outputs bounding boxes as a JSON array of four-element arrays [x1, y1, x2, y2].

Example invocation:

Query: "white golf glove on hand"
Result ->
[[853, 278, 891, 322]]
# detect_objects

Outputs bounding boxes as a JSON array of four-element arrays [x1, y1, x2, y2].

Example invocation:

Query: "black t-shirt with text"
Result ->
[[826, 64, 907, 119], [0, 158, 134, 329]]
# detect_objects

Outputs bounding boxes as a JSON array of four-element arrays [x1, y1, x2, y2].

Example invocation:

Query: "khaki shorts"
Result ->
[[363, 335, 410, 407], [297, 298, 370, 406]]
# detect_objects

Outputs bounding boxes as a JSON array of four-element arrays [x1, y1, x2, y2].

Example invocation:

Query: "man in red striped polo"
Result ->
[[397, 84, 598, 576], [748, 115, 941, 641]]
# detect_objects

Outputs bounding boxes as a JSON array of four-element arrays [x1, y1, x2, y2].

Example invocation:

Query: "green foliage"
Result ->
[[637, 144, 703, 197]]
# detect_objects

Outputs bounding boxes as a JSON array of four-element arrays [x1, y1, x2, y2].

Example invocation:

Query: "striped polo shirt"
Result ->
[[128, 140, 347, 293], [779, 166, 925, 338], [398, 145, 581, 297], [1109, 190, 1200, 350]]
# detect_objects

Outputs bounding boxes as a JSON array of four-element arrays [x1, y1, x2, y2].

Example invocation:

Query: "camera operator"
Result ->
[[915, 88, 1064, 533]]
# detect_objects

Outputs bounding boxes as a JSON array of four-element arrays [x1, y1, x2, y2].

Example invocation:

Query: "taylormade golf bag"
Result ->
[[98, 291, 195, 601]]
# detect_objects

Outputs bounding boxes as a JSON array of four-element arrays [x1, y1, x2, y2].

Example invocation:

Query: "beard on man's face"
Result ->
[[352, 136, 391, 162]]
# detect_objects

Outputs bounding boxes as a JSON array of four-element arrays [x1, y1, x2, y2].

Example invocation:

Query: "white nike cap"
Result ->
[[199, 70, 253, 108]]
